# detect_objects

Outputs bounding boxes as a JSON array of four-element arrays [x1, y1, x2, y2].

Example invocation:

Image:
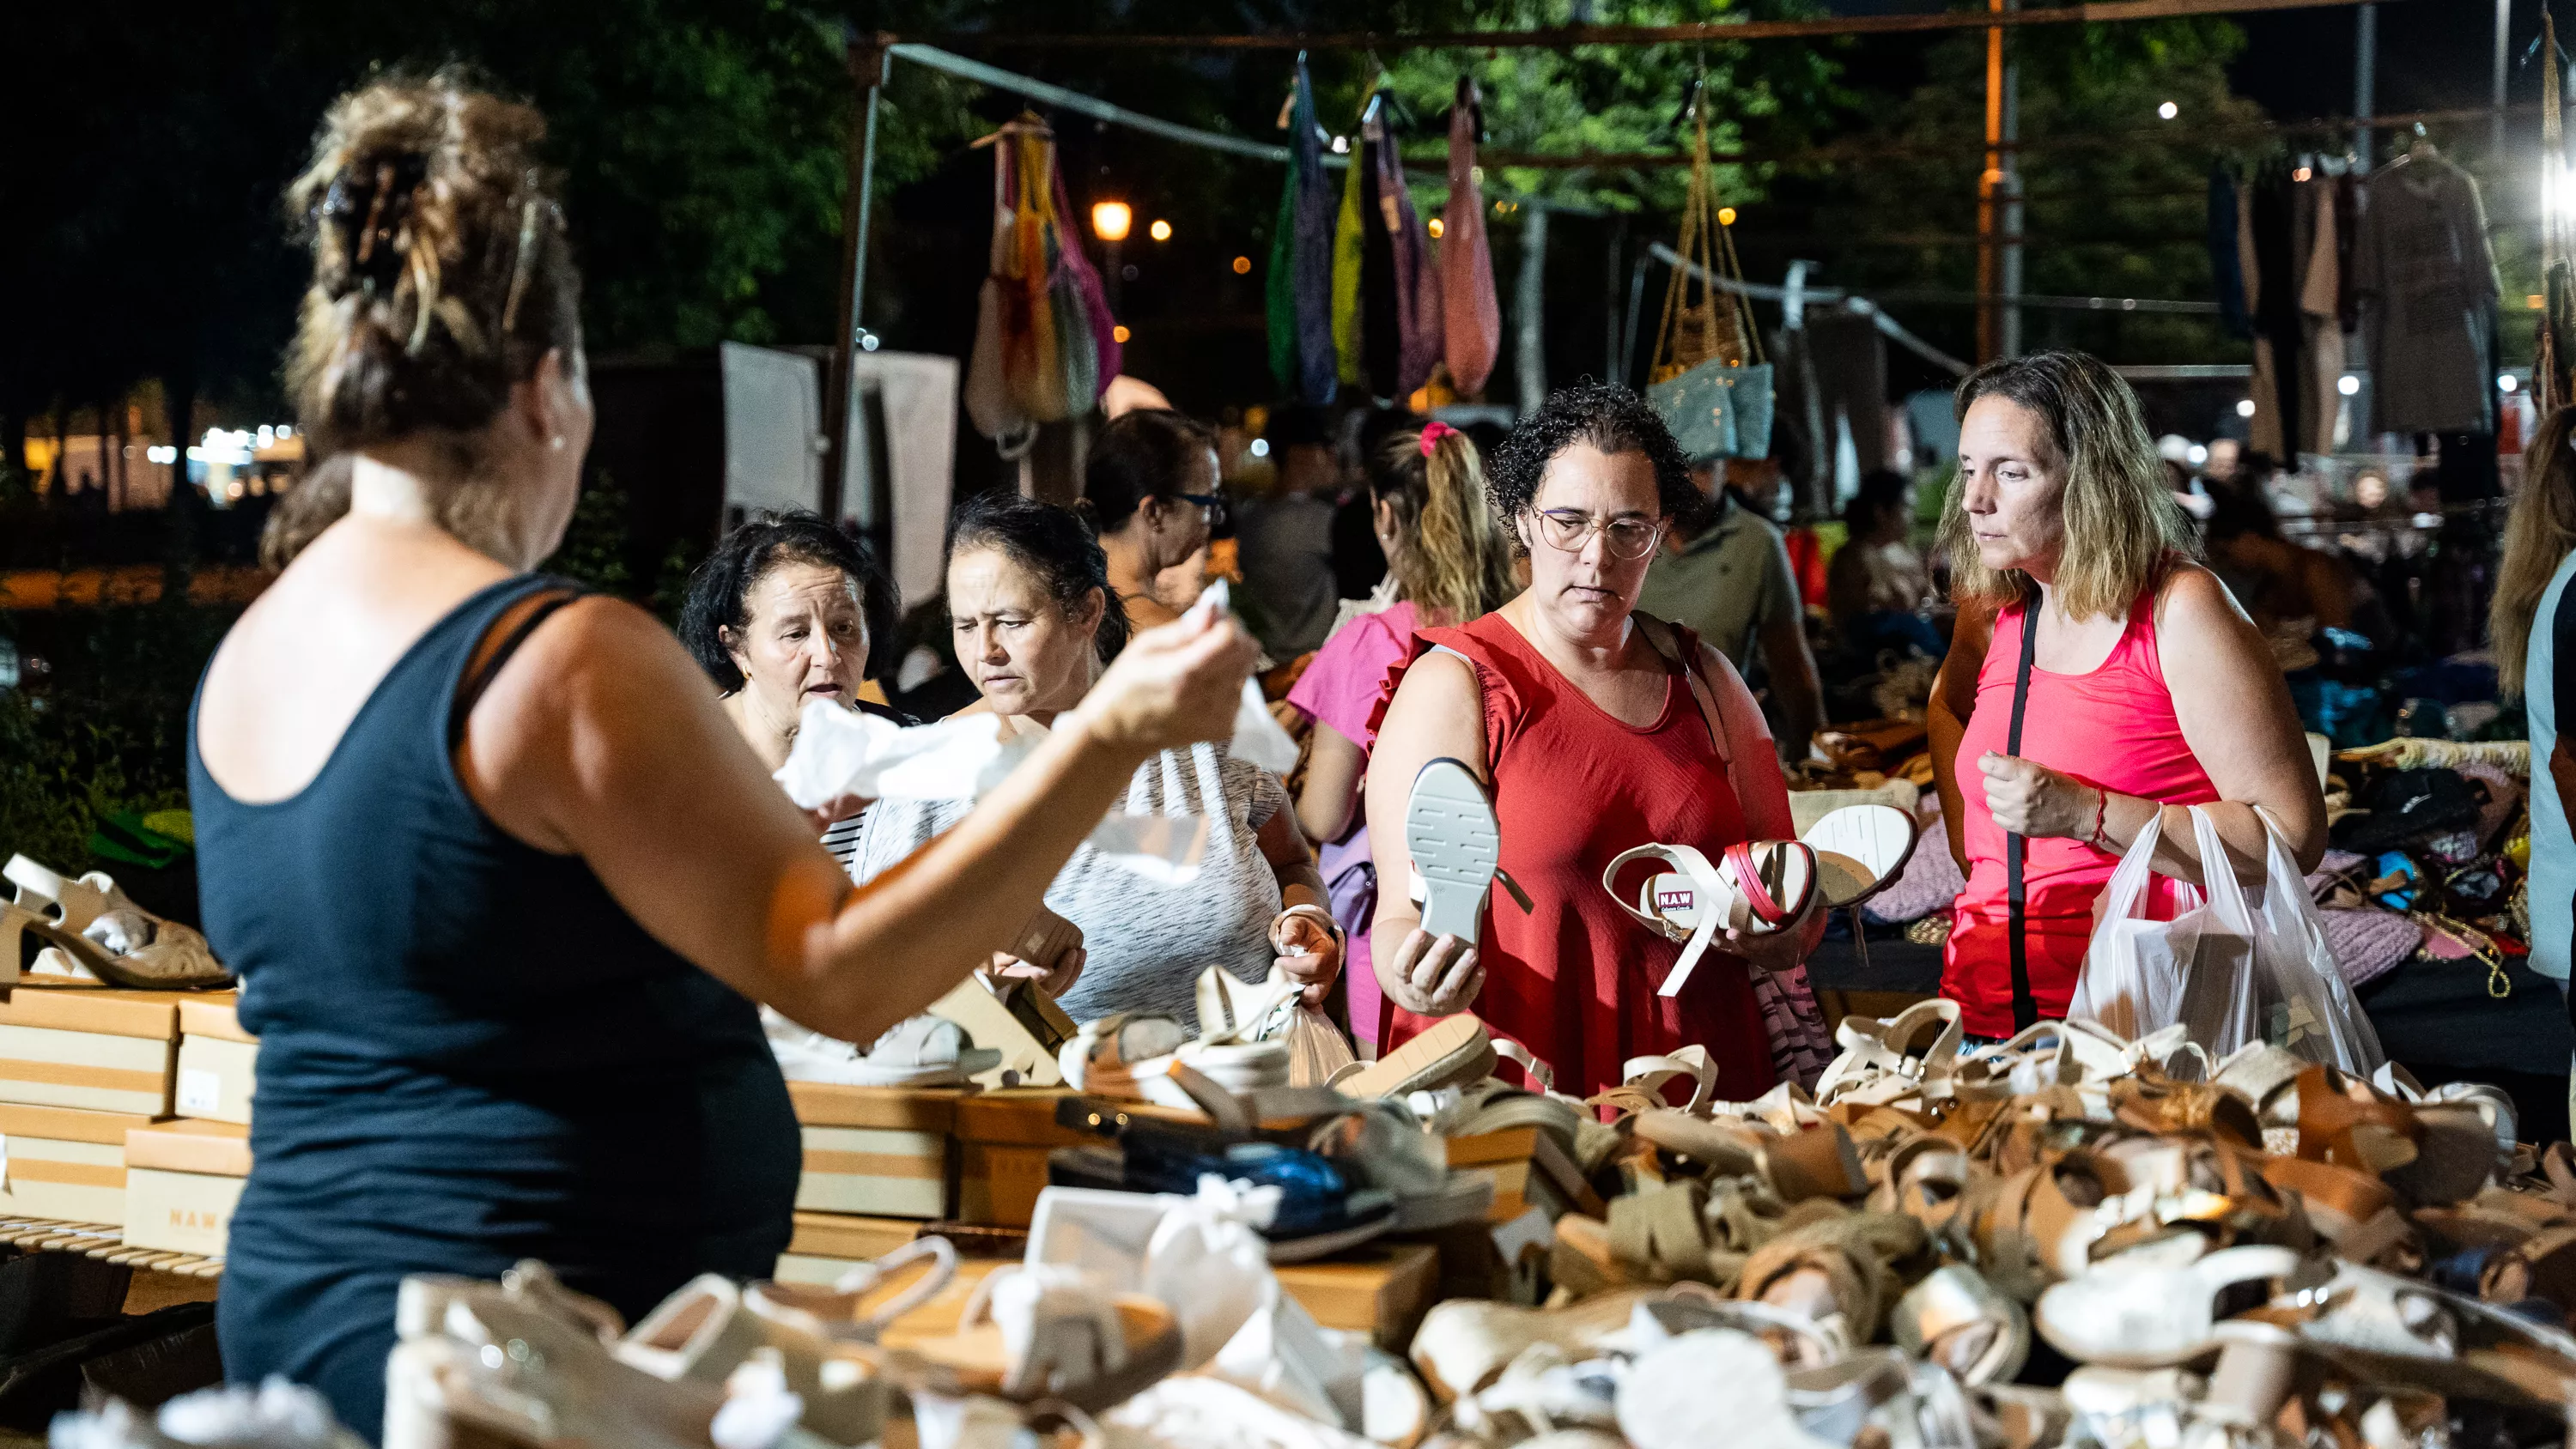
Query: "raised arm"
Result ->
[[465, 597, 1253, 1046], [1361, 652, 1489, 1017]]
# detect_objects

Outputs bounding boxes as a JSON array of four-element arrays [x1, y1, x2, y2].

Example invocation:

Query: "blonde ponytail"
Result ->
[[1376, 426, 1516, 626]]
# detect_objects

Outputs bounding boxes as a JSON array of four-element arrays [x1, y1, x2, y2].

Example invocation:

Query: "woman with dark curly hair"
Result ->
[[1362, 382, 1817, 1100], [677, 511, 902, 766]]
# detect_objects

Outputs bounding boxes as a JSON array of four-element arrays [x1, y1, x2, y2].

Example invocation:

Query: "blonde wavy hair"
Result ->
[[2492, 404, 2576, 696], [1371, 426, 1516, 625], [1938, 351, 2197, 621]]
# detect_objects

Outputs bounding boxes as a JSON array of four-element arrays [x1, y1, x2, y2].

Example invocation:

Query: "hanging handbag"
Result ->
[[1646, 105, 1773, 461]]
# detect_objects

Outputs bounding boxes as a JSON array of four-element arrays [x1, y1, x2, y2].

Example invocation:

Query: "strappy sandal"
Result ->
[[1814, 999, 1963, 1109], [1334, 1013, 1496, 1100], [2293, 1064, 2422, 1177], [2032, 1244, 2306, 1367], [2261, 1156, 2413, 1264], [1, 855, 231, 990], [1735, 1205, 1927, 1349], [1602, 840, 1817, 999], [1893, 1263, 2029, 1385], [2107, 1069, 2263, 1149], [1973, 1149, 2130, 1300], [1800, 804, 1920, 912], [896, 1263, 1183, 1412], [1552, 1179, 1719, 1294], [1583, 1046, 1717, 1123]]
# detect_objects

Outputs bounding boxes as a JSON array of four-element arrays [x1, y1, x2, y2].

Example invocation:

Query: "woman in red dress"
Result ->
[[1362, 383, 1820, 1101]]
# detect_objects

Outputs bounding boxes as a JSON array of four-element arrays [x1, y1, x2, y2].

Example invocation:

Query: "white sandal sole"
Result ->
[[1406, 759, 1498, 946], [1801, 804, 1920, 912]]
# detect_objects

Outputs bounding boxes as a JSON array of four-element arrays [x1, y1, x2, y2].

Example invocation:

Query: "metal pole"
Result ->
[[2000, 0, 2023, 360], [2494, 0, 2512, 163], [824, 34, 890, 526], [2353, 3, 2376, 172], [1978, 0, 2005, 362], [1516, 205, 1550, 415]]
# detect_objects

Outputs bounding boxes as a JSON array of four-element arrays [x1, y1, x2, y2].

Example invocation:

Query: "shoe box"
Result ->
[[0, 985, 186, 1117], [0, 1103, 159, 1225], [950, 1089, 1109, 1228], [119, 1119, 247, 1257], [173, 997, 253, 1125], [861, 1243, 1441, 1351], [784, 1082, 964, 1219]]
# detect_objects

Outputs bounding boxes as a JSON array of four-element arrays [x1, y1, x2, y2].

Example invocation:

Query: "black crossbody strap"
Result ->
[[2004, 599, 2041, 1031]]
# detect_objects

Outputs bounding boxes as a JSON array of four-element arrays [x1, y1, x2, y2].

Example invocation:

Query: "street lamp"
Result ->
[[1091, 201, 1133, 313]]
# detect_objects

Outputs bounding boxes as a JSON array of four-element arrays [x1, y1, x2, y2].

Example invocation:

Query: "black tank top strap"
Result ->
[[447, 582, 590, 749]]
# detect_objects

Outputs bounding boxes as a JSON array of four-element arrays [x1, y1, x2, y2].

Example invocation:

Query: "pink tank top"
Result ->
[[1942, 581, 2219, 1037]]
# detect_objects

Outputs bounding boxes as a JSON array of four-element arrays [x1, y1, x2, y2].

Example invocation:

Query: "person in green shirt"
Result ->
[[1633, 455, 1824, 763]]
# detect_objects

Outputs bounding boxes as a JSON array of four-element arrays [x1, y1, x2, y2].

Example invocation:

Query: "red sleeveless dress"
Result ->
[[1371, 613, 1779, 1102]]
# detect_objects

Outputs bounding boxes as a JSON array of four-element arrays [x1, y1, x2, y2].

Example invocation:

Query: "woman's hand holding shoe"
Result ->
[[1381, 930, 1482, 1016], [982, 904, 1085, 999], [1722, 889, 1827, 976], [1270, 905, 1342, 1006]]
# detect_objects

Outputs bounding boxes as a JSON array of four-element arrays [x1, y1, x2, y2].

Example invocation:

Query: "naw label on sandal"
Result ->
[[778, 704, 1210, 882]]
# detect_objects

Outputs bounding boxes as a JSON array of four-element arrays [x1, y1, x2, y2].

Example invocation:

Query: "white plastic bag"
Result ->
[[2067, 805, 2380, 1073]]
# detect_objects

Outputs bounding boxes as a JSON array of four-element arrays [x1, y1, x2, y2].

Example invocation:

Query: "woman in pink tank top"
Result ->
[[1928, 353, 2328, 1040]]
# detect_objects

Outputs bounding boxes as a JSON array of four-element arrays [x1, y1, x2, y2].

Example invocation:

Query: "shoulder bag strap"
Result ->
[[1633, 614, 1747, 811], [2005, 598, 2041, 1033]]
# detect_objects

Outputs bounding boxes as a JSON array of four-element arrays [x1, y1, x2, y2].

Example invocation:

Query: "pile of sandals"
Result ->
[[1403, 1003, 2575, 1449]]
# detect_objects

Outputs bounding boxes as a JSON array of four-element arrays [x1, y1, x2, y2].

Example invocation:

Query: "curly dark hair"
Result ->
[[948, 491, 1133, 664], [1485, 381, 1704, 551], [678, 512, 899, 692]]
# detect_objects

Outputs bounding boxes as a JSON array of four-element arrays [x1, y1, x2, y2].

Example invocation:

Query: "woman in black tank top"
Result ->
[[188, 78, 1255, 1441]]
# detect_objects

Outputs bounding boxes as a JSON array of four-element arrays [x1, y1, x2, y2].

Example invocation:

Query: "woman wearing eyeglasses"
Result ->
[[1083, 408, 1222, 630], [1362, 383, 1818, 1100]]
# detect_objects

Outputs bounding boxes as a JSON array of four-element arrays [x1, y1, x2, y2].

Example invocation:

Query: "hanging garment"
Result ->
[[1267, 58, 1338, 407], [2354, 156, 2501, 436], [1804, 312, 1891, 481], [2251, 165, 2304, 457], [2236, 179, 2285, 458], [1443, 77, 1501, 397], [1331, 123, 1369, 389], [2300, 177, 2345, 456], [2208, 165, 2251, 340], [1368, 105, 1441, 400], [842, 351, 959, 607]]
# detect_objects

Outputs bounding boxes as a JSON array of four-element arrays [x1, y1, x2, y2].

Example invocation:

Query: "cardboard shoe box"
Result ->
[[951, 1091, 1098, 1228], [0, 986, 181, 1117], [785, 1082, 960, 1220], [878, 1243, 1439, 1350], [0, 1103, 159, 1225], [123, 1119, 249, 1257], [175, 995, 254, 1125]]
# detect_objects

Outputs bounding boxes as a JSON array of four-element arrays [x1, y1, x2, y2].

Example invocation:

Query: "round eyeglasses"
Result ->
[[1530, 508, 1665, 560]]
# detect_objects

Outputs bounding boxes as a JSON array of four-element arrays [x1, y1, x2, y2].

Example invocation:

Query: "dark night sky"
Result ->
[[1817, 1, 2542, 133]]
